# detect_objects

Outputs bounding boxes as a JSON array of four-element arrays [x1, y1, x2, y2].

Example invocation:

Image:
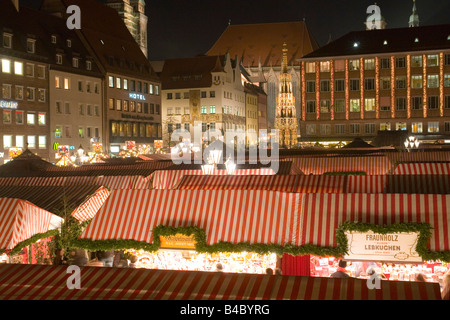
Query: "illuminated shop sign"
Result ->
[[0, 100, 18, 109], [129, 93, 146, 101]]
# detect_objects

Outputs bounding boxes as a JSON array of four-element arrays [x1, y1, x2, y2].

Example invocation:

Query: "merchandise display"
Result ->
[[125, 249, 278, 274]]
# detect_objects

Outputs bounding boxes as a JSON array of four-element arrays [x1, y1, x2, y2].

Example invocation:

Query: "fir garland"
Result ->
[[0, 229, 59, 256]]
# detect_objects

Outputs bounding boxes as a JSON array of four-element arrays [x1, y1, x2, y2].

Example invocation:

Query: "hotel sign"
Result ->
[[344, 231, 422, 263], [129, 93, 146, 101], [0, 100, 18, 109]]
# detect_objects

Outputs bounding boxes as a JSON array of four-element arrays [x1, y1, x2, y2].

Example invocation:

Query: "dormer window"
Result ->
[[51, 35, 57, 44], [72, 57, 79, 68], [2, 33, 12, 48], [56, 54, 63, 65], [86, 60, 92, 71], [66, 39, 72, 48], [26, 39, 36, 53]]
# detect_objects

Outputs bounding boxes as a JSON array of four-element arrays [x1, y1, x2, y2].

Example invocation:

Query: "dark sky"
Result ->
[[20, 0, 450, 61]]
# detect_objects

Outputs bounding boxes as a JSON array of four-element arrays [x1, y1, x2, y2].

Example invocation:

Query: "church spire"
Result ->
[[409, 0, 420, 27], [281, 42, 288, 74]]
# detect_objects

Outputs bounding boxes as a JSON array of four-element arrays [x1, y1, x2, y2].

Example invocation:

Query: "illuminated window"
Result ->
[[396, 122, 407, 131], [38, 112, 46, 125], [3, 135, 12, 148], [380, 123, 391, 131], [411, 75, 423, 89], [427, 75, 439, 88], [444, 74, 450, 87], [124, 79, 128, 90], [427, 55, 439, 67], [411, 122, 423, 133], [64, 78, 70, 90], [201, 106, 207, 114], [15, 135, 24, 148], [2, 84, 11, 99], [14, 61, 23, 75], [1, 59, 11, 73], [395, 76, 406, 89], [334, 60, 345, 72], [320, 100, 330, 113], [27, 112, 35, 125], [411, 56, 422, 67], [364, 98, 376, 111], [349, 59, 359, 71], [210, 105, 216, 114], [116, 99, 122, 111], [27, 136, 36, 149], [108, 98, 114, 110], [364, 58, 375, 70], [428, 122, 439, 133], [38, 136, 46, 149], [305, 62, 315, 73], [55, 76, 61, 89], [116, 77, 121, 89], [78, 127, 84, 138], [108, 76, 114, 88], [37, 89, 46, 102], [349, 99, 360, 112], [319, 61, 330, 72], [55, 126, 62, 138], [137, 103, 142, 113], [26, 87, 35, 101]]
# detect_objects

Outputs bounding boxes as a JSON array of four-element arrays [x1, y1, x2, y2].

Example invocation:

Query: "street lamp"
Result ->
[[225, 157, 236, 175], [404, 136, 420, 151]]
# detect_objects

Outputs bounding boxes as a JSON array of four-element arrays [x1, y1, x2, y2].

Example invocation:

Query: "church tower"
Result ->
[[409, 0, 420, 27], [274, 43, 298, 148], [105, 0, 148, 57]]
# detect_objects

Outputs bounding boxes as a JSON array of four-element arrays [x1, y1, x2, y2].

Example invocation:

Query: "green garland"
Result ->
[[71, 222, 450, 262], [1, 229, 59, 256]]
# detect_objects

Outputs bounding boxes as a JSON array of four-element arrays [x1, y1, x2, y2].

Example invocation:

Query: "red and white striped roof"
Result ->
[[393, 162, 450, 175], [0, 264, 442, 300], [297, 193, 450, 253], [80, 189, 299, 246], [0, 198, 63, 251], [71, 187, 110, 222], [150, 169, 275, 189], [288, 156, 392, 175]]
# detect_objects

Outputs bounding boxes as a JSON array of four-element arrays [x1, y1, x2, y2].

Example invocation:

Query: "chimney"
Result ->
[[11, 0, 19, 11]]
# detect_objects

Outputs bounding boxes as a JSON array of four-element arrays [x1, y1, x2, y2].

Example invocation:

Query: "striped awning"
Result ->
[[0, 198, 63, 251], [385, 151, 450, 164], [71, 187, 110, 222], [393, 162, 450, 175], [297, 193, 450, 253], [151, 169, 275, 189], [287, 156, 393, 175], [80, 189, 299, 246], [0, 264, 441, 300]]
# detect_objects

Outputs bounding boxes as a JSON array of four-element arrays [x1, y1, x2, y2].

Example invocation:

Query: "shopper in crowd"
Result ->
[[415, 273, 426, 282], [68, 249, 89, 267], [442, 271, 450, 300], [275, 268, 282, 275], [330, 260, 350, 278], [265, 268, 274, 275], [128, 255, 138, 268], [216, 263, 224, 272], [53, 248, 65, 266], [87, 252, 105, 267], [96, 250, 114, 267]]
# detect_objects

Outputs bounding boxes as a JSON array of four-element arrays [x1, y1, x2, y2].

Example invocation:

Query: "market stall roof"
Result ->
[[393, 162, 450, 175], [342, 138, 375, 149], [71, 187, 110, 222], [0, 198, 63, 252], [0, 150, 53, 177], [0, 185, 106, 214], [79, 189, 299, 247], [0, 264, 442, 300], [177, 174, 450, 195], [297, 193, 450, 256], [285, 155, 393, 175]]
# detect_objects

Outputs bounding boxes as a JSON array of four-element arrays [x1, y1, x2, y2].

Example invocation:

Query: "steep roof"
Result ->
[[207, 21, 319, 68], [160, 55, 226, 90], [302, 24, 450, 59], [40, 0, 158, 81]]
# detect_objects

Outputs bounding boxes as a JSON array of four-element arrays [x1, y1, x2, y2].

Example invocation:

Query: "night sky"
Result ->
[[20, 0, 450, 61]]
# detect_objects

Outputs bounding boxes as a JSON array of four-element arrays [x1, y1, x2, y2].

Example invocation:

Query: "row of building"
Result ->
[[1, 0, 450, 163]]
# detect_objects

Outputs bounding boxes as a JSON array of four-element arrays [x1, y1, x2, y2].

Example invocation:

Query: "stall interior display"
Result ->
[[124, 249, 278, 274], [310, 255, 449, 283]]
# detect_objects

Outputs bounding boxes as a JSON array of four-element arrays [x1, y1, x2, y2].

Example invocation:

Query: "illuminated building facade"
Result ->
[[299, 24, 450, 146], [275, 43, 298, 147]]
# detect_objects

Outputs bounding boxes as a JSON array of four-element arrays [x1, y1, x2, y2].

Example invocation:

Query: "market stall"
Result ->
[[0, 197, 63, 256], [77, 189, 299, 274], [393, 162, 450, 175], [0, 264, 442, 300], [71, 186, 110, 222]]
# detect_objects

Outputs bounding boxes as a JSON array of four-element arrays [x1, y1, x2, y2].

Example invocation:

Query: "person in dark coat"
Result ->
[[330, 260, 350, 278]]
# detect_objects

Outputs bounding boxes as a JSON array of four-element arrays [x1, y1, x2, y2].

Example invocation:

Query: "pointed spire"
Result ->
[[409, 0, 419, 27], [282, 42, 288, 74]]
